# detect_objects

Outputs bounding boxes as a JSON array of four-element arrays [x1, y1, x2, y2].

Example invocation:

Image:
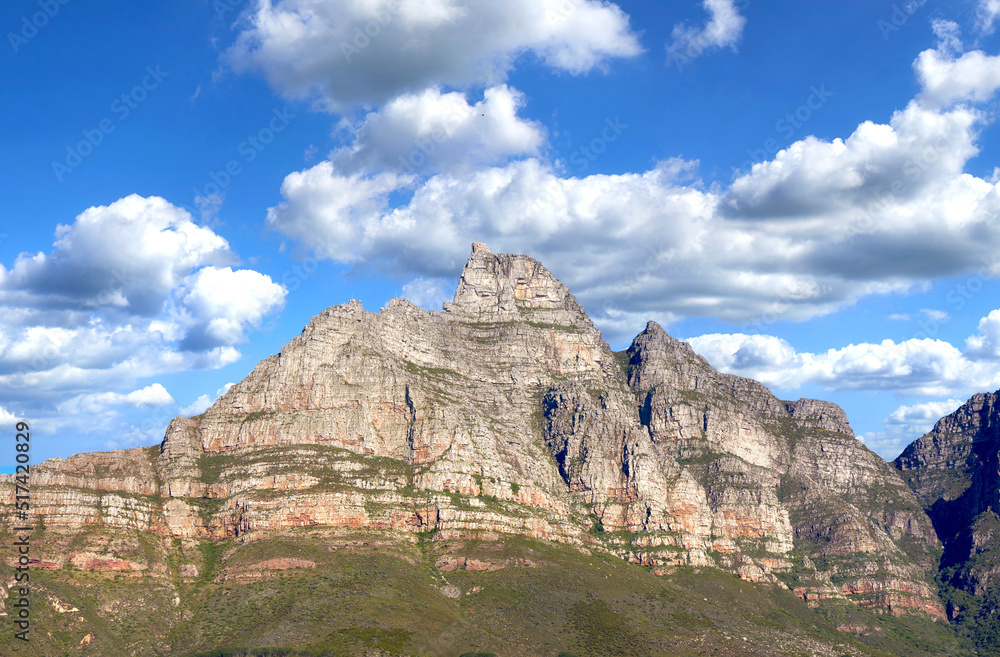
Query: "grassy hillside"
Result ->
[[3, 528, 971, 657]]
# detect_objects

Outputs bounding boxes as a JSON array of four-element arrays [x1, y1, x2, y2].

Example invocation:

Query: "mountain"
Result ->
[[1, 245, 968, 656], [895, 391, 1000, 653]]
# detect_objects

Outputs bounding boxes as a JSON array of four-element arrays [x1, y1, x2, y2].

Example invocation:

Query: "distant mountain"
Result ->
[[0, 245, 969, 656], [896, 391, 1000, 653]]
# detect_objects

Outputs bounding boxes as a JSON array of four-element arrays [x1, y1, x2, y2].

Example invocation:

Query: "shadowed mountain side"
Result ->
[[896, 391, 1000, 652]]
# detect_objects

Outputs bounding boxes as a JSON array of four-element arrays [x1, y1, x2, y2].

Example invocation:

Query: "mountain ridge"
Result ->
[[0, 245, 968, 656]]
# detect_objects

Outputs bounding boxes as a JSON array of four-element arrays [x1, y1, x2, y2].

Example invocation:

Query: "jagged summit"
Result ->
[[895, 390, 1000, 546], [445, 242, 590, 326], [628, 320, 854, 437]]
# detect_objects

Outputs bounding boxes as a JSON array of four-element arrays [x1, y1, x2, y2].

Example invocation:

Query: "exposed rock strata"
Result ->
[[0, 245, 945, 623]]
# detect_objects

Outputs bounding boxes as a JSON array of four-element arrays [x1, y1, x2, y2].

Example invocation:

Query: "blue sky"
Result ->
[[2, 0, 1000, 470]]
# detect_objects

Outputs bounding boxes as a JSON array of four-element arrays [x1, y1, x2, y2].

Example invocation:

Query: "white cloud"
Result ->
[[922, 308, 950, 322], [195, 191, 226, 223], [401, 277, 455, 311], [122, 383, 176, 407], [332, 85, 545, 176], [884, 309, 949, 325], [179, 394, 212, 417], [268, 116, 1000, 342], [179, 381, 236, 416], [267, 165, 413, 263], [260, 35, 1000, 346], [268, 157, 742, 341], [724, 101, 981, 223], [58, 384, 176, 416], [666, 0, 747, 69], [965, 309, 1000, 359], [0, 406, 18, 429], [887, 398, 965, 432], [864, 398, 966, 458], [915, 22, 1000, 108], [0, 196, 286, 453], [686, 332, 994, 397], [176, 266, 287, 349], [977, 0, 1000, 35], [227, 0, 641, 110], [0, 195, 231, 316]]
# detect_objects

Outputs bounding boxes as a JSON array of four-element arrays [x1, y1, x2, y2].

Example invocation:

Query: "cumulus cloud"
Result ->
[[58, 384, 176, 416], [268, 157, 743, 341], [227, 0, 641, 110], [724, 101, 981, 223], [267, 165, 413, 263], [916, 49, 1000, 109], [0, 196, 286, 450], [863, 398, 966, 458], [332, 85, 545, 175], [915, 20, 1000, 108], [686, 325, 1000, 398], [176, 267, 287, 350], [886, 398, 965, 435], [965, 309, 1000, 359], [179, 394, 212, 417], [0, 406, 19, 429], [0, 195, 231, 316], [267, 132, 1000, 342], [262, 33, 1000, 345], [666, 0, 747, 69]]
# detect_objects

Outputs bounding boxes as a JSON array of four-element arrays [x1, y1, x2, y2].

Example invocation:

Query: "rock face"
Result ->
[[0, 246, 946, 630], [896, 392, 1000, 648]]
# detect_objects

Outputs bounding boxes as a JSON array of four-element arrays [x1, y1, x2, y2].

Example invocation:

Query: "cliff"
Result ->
[[0, 244, 962, 657], [896, 391, 1000, 651]]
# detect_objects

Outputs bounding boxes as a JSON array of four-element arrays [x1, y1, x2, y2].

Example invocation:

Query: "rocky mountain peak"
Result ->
[[445, 243, 590, 325], [625, 320, 715, 391], [0, 245, 956, 655], [895, 390, 1000, 500]]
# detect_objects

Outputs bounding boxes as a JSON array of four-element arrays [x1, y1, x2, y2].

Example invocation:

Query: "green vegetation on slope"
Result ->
[[0, 529, 971, 657]]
